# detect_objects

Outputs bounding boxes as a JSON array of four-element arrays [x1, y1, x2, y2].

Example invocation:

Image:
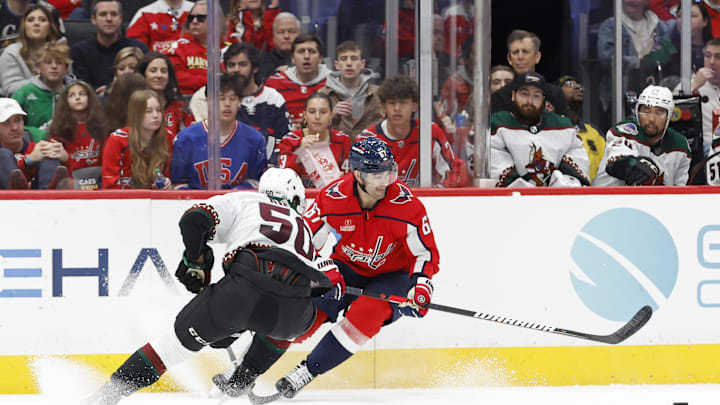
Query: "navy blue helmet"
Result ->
[[349, 137, 396, 173]]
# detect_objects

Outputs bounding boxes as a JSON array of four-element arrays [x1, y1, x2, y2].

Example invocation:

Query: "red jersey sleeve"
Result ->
[[277, 131, 302, 174], [101, 132, 127, 189], [126, 15, 152, 49]]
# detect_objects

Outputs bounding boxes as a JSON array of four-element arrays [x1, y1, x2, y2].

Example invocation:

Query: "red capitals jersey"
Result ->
[[48, 0, 80, 19], [165, 35, 207, 95], [127, 0, 194, 52], [164, 100, 192, 148], [51, 123, 102, 174], [359, 119, 458, 187], [265, 71, 327, 128], [277, 128, 352, 187], [225, 7, 280, 51], [304, 173, 439, 279], [101, 127, 172, 189], [440, 71, 473, 118], [11, 139, 37, 182]]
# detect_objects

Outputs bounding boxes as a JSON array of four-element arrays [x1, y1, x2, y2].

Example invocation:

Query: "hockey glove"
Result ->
[[548, 170, 582, 187], [625, 156, 660, 186], [175, 248, 214, 294], [315, 258, 345, 300], [441, 159, 471, 188], [399, 275, 434, 318]]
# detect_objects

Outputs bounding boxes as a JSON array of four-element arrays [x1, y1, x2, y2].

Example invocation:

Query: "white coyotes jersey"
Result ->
[[490, 111, 590, 186], [593, 121, 691, 186], [198, 192, 316, 266]]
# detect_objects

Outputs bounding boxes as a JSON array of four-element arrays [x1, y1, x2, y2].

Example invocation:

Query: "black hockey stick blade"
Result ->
[[247, 388, 285, 405], [346, 287, 653, 345]]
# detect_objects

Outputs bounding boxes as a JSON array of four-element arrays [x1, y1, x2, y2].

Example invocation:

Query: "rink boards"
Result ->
[[1, 187, 720, 393]]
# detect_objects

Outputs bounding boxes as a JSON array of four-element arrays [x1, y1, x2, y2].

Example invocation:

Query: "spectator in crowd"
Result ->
[[686, 37, 720, 156], [104, 72, 148, 135], [442, 0, 474, 57], [189, 42, 291, 166], [135, 51, 192, 142], [70, 0, 148, 96], [597, 0, 675, 114], [102, 89, 172, 189], [336, 0, 384, 45], [491, 72, 589, 188], [594, 85, 690, 186], [490, 65, 514, 94], [319, 40, 382, 139], [667, 1, 712, 78], [375, 0, 416, 60], [557, 75, 605, 182], [278, 92, 352, 188], [701, 0, 720, 37], [0, 4, 62, 96], [12, 41, 73, 139], [48, 80, 106, 189], [127, 0, 194, 52], [105, 46, 144, 97], [47, 0, 80, 19], [433, 14, 452, 90], [226, 0, 280, 51], [649, 0, 679, 21], [257, 11, 299, 83], [265, 33, 331, 129], [358, 75, 470, 188], [67, 0, 90, 19], [166, 0, 221, 95], [491, 29, 569, 115], [171, 72, 267, 189], [440, 37, 474, 119], [0, 97, 70, 189], [0, 0, 62, 50]]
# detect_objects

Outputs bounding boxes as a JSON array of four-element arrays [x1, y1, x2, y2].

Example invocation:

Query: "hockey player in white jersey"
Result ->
[[490, 71, 590, 187], [84, 168, 344, 405], [594, 85, 691, 186]]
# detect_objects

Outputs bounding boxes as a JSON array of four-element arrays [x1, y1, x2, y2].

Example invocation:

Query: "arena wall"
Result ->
[[1, 187, 719, 393]]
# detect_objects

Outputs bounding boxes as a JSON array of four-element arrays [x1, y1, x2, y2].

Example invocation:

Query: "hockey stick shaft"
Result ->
[[345, 286, 652, 345]]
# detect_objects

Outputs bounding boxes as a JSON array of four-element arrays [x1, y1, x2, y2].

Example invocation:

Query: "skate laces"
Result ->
[[285, 362, 314, 390]]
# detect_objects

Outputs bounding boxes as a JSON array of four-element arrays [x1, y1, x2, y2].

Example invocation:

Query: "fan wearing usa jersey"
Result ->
[[358, 75, 470, 187], [85, 168, 344, 405], [265, 33, 331, 129], [171, 72, 267, 189]]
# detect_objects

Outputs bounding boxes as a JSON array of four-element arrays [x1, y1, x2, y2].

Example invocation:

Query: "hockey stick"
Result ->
[[345, 286, 653, 345]]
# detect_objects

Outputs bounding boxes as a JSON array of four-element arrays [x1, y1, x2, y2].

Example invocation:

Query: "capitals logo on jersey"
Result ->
[[390, 183, 413, 204], [341, 237, 397, 270], [326, 180, 347, 199]]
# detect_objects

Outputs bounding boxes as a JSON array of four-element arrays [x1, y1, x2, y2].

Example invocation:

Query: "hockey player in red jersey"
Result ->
[[209, 137, 440, 402], [84, 168, 345, 405], [358, 75, 470, 187]]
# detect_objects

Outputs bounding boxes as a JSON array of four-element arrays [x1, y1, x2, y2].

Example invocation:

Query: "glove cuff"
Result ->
[[182, 250, 211, 270]]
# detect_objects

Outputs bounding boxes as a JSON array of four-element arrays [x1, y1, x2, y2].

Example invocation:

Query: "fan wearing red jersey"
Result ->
[[278, 92, 352, 188], [264, 33, 331, 129], [358, 75, 469, 187]]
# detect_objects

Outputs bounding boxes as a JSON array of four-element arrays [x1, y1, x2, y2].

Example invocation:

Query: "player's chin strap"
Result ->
[[344, 287, 652, 345]]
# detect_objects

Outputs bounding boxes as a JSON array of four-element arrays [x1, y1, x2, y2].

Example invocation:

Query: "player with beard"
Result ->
[[594, 85, 691, 186], [490, 71, 589, 187], [189, 42, 292, 166]]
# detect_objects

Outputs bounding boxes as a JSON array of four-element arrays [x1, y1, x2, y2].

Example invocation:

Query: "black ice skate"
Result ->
[[276, 361, 315, 398], [212, 364, 259, 397], [82, 381, 131, 405]]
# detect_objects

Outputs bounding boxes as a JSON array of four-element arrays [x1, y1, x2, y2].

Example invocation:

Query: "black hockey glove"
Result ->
[[625, 156, 660, 186], [175, 248, 214, 294]]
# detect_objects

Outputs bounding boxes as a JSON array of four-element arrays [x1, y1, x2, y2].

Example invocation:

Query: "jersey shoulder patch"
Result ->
[[615, 122, 638, 136], [325, 180, 348, 199], [389, 183, 414, 205]]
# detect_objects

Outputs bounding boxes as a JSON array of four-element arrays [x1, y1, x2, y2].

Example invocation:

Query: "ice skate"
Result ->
[[212, 364, 259, 397], [276, 361, 315, 398]]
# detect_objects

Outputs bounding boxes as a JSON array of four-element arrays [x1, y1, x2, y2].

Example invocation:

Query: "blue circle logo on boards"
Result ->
[[570, 208, 678, 321]]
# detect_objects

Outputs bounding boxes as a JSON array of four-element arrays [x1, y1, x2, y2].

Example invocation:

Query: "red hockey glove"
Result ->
[[175, 248, 214, 294], [400, 275, 434, 317], [441, 159, 470, 188], [315, 258, 345, 300]]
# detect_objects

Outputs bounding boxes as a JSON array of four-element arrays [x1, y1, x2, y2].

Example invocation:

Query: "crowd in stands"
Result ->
[[0, 0, 717, 190]]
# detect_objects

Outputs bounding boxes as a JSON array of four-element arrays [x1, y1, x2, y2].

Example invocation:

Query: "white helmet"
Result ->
[[258, 167, 306, 214], [635, 85, 674, 136]]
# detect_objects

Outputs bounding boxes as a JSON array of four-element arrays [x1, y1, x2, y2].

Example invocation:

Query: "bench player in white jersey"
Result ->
[[594, 85, 691, 186], [84, 168, 344, 405]]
